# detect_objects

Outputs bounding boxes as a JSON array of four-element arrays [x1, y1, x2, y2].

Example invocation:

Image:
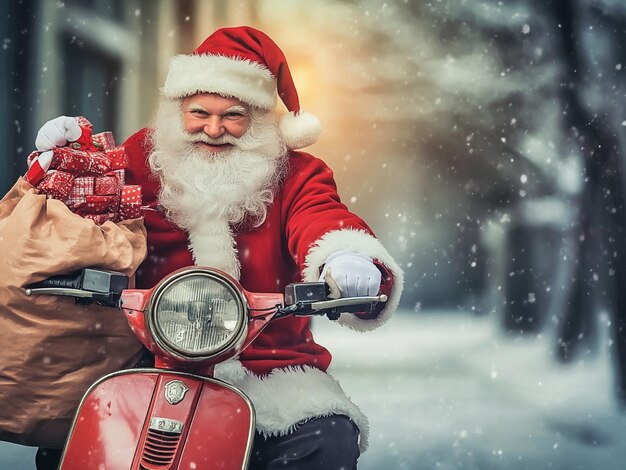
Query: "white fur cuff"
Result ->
[[214, 360, 370, 452], [303, 229, 404, 331]]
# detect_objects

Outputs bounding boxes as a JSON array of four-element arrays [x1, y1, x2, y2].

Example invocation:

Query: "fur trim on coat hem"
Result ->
[[214, 360, 370, 452]]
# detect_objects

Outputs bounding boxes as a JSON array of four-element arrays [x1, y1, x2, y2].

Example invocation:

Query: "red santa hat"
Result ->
[[163, 26, 321, 150]]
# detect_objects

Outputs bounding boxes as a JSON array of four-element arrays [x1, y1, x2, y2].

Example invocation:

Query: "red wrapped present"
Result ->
[[74, 196, 119, 215], [92, 132, 116, 151], [38, 171, 75, 200], [65, 177, 95, 207], [94, 176, 121, 196], [23, 115, 139, 225], [88, 195, 118, 213], [75, 195, 119, 215], [105, 147, 128, 170], [52, 148, 111, 176], [119, 185, 142, 220], [83, 212, 116, 225], [106, 169, 125, 186]]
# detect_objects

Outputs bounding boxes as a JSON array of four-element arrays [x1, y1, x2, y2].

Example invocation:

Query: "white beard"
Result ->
[[147, 97, 288, 278]]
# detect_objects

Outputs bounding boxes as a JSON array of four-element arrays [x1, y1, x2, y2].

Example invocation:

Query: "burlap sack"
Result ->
[[0, 178, 147, 448]]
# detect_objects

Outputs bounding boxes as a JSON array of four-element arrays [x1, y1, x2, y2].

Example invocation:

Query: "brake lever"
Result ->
[[25, 287, 95, 298], [24, 268, 128, 308], [276, 294, 388, 321], [309, 294, 388, 312]]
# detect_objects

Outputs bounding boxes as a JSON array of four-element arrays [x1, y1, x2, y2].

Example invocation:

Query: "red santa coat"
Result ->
[[124, 128, 403, 450]]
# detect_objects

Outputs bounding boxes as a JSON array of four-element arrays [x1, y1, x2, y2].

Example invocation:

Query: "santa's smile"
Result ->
[[196, 141, 234, 152]]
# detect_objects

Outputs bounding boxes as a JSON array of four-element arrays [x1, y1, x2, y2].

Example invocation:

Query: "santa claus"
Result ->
[[34, 26, 403, 469]]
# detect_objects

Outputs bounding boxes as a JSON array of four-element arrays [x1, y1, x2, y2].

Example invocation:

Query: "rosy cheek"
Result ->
[[182, 116, 203, 133], [233, 120, 250, 137], [182, 120, 194, 133]]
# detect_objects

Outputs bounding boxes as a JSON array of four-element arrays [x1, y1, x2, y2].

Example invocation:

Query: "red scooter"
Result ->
[[25, 266, 386, 469]]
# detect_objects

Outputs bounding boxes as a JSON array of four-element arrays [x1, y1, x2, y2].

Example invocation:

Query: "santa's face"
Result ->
[[148, 95, 288, 232], [181, 93, 251, 154]]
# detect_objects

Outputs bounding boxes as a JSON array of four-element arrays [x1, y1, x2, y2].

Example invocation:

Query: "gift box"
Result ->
[[52, 148, 111, 176], [27, 116, 141, 225], [119, 185, 142, 220], [94, 176, 120, 196], [65, 177, 94, 207], [38, 171, 75, 200], [92, 132, 116, 151], [105, 147, 128, 170], [74, 195, 119, 215], [107, 170, 125, 186]]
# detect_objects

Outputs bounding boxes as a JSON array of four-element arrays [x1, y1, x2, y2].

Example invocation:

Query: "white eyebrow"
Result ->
[[186, 103, 208, 112], [185, 104, 249, 115], [224, 105, 249, 115]]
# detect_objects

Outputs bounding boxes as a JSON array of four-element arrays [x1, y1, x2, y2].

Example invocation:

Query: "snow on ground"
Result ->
[[312, 310, 626, 470], [2, 310, 626, 469]]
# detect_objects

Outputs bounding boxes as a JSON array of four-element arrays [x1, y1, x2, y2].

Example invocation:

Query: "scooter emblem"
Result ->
[[164, 380, 189, 405]]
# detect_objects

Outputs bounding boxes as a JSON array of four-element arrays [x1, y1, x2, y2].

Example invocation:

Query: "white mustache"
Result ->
[[189, 133, 240, 146]]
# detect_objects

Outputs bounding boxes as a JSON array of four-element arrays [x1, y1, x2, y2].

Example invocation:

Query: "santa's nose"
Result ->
[[203, 116, 225, 138]]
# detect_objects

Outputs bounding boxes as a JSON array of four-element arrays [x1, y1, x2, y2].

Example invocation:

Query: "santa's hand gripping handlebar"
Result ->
[[24, 267, 387, 320]]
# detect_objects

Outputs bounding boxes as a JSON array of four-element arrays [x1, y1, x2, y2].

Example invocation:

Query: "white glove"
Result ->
[[35, 116, 81, 151], [318, 250, 382, 299]]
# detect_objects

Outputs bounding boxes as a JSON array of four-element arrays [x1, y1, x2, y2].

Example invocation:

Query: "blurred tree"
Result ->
[[546, 0, 626, 404], [323, 0, 626, 402]]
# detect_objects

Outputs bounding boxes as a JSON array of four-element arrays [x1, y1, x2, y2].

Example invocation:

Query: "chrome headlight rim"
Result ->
[[147, 268, 247, 360]]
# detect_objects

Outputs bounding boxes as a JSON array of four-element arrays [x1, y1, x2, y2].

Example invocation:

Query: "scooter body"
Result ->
[[60, 369, 254, 469]]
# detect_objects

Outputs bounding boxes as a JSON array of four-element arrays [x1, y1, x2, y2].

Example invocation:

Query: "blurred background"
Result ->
[[2, 0, 626, 468]]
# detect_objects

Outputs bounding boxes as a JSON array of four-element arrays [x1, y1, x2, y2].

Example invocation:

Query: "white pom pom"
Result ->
[[278, 111, 321, 149]]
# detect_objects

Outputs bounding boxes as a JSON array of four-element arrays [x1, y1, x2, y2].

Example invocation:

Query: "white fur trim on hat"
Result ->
[[303, 229, 404, 331], [187, 219, 241, 279], [164, 54, 277, 109], [214, 360, 370, 452], [279, 111, 321, 149]]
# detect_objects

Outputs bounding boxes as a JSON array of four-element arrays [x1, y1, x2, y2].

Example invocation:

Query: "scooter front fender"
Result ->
[[60, 369, 255, 470]]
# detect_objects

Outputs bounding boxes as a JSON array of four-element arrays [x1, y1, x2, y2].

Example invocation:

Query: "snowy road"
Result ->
[[314, 311, 626, 470], [1, 310, 625, 469]]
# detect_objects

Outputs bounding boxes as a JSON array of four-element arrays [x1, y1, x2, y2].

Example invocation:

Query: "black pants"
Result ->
[[36, 415, 360, 469], [249, 415, 360, 469]]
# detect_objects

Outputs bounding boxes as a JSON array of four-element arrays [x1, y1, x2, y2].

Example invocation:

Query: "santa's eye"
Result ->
[[224, 112, 245, 119]]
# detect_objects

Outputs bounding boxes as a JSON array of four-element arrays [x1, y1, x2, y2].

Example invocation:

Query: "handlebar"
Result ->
[[24, 269, 128, 307], [274, 281, 387, 319], [25, 269, 386, 319]]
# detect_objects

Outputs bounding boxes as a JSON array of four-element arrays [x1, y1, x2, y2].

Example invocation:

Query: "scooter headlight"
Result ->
[[148, 269, 247, 359]]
